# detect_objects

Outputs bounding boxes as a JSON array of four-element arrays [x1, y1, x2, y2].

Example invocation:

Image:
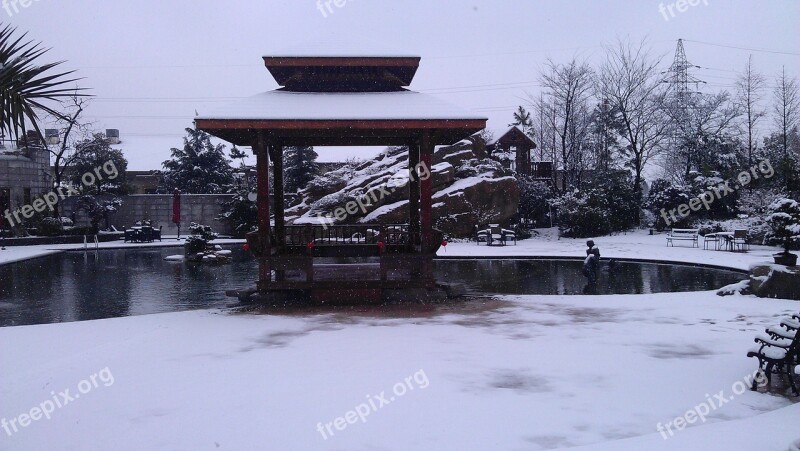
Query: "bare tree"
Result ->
[[536, 58, 594, 192], [45, 95, 94, 216], [735, 55, 767, 166], [773, 67, 799, 158], [773, 67, 800, 192], [596, 38, 670, 198]]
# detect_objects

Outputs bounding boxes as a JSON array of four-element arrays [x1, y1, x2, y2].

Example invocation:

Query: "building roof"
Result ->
[[196, 51, 487, 147], [265, 36, 420, 59], [196, 90, 486, 122], [486, 125, 537, 149]]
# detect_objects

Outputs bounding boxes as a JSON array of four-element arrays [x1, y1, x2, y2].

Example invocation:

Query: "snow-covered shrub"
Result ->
[[765, 198, 800, 251], [640, 209, 657, 228], [645, 179, 693, 229], [737, 188, 786, 217], [550, 190, 608, 238], [38, 217, 63, 236], [518, 177, 553, 226], [185, 222, 218, 256], [550, 171, 639, 238], [74, 195, 123, 232], [217, 189, 257, 238], [687, 171, 737, 218]]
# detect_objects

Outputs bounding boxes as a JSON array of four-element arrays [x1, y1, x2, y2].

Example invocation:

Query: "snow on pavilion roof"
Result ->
[[265, 36, 420, 59], [195, 90, 486, 122]]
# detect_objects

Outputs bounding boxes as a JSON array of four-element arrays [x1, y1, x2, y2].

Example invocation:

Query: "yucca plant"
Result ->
[[0, 24, 86, 141]]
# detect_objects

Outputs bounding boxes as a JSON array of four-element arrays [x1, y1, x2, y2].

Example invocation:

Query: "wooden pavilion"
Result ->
[[195, 51, 486, 303]]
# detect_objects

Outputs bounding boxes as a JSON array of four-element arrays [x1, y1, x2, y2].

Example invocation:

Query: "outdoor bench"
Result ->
[[747, 315, 800, 395], [666, 228, 699, 247]]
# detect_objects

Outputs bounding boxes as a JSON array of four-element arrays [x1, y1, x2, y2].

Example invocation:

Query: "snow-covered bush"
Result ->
[[687, 171, 737, 218], [550, 171, 639, 237], [765, 198, 800, 251], [645, 179, 693, 229], [217, 189, 257, 238], [737, 188, 786, 217], [550, 190, 608, 238], [38, 217, 63, 236], [518, 177, 553, 226], [185, 222, 218, 256]]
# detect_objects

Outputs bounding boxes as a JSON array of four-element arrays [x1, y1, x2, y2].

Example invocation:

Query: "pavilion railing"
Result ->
[[282, 223, 415, 247]]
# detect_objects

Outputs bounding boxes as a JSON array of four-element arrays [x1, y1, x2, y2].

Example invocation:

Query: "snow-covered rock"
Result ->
[[287, 144, 519, 236]]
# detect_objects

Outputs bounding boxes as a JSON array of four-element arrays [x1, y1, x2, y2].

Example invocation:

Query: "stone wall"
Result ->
[[0, 147, 51, 214], [62, 194, 234, 235]]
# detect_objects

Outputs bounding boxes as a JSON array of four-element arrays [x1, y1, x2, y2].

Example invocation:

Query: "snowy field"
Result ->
[[1, 229, 798, 450], [439, 228, 779, 272]]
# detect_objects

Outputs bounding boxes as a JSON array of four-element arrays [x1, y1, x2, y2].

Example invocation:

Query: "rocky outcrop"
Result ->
[[750, 264, 800, 300], [718, 263, 800, 300], [286, 144, 520, 237]]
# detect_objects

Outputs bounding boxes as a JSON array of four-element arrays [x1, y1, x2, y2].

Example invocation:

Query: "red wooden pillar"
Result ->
[[270, 143, 285, 247], [255, 133, 271, 290], [420, 132, 434, 253], [270, 143, 286, 282], [408, 141, 421, 248]]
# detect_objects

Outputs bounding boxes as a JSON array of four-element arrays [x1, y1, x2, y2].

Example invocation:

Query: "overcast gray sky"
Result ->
[[7, 0, 800, 169]]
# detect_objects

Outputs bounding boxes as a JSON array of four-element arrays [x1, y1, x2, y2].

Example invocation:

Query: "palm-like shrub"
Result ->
[[0, 25, 85, 139]]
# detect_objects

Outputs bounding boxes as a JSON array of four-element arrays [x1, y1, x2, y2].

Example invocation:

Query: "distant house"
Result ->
[[127, 171, 160, 194], [485, 126, 547, 178], [0, 132, 51, 229]]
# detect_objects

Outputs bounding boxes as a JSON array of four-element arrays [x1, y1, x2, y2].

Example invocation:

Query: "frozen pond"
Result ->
[[0, 248, 746, 327]]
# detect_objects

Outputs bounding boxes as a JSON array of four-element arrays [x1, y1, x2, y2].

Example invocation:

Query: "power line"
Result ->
[[683, 39, 800, 57]]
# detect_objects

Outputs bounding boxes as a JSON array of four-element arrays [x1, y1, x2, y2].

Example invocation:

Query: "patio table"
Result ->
[[716, 232, 735, 251]]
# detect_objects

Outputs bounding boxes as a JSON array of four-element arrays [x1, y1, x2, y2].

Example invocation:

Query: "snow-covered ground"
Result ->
[[1, 292, 798, 450], [1, 229, 798, 450], [439, 228, 778, 271], [0, 236, 246, 267]]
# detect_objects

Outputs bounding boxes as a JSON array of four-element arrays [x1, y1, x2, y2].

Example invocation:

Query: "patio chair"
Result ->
[[732, 229, 749, 251], [142, 226, 155, 243], [474, 225, 489, 245], [703, 233, 720, 250], [500, 228, 517, 245], [489, 224, 503, 246]]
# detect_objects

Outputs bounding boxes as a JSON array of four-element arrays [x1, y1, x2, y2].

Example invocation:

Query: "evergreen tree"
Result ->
[[69, 133, 129, 195], [509, 106, 534, 138], [588, 100, 624, 172], [283, 146, 319, 194], [160, 127, 234, 194]]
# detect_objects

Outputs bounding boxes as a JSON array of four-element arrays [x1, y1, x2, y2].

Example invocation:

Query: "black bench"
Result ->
[[747, 314, 800, 395]]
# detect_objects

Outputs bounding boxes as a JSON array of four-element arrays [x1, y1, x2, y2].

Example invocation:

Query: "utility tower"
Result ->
[[663, 39, 706, 131]]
